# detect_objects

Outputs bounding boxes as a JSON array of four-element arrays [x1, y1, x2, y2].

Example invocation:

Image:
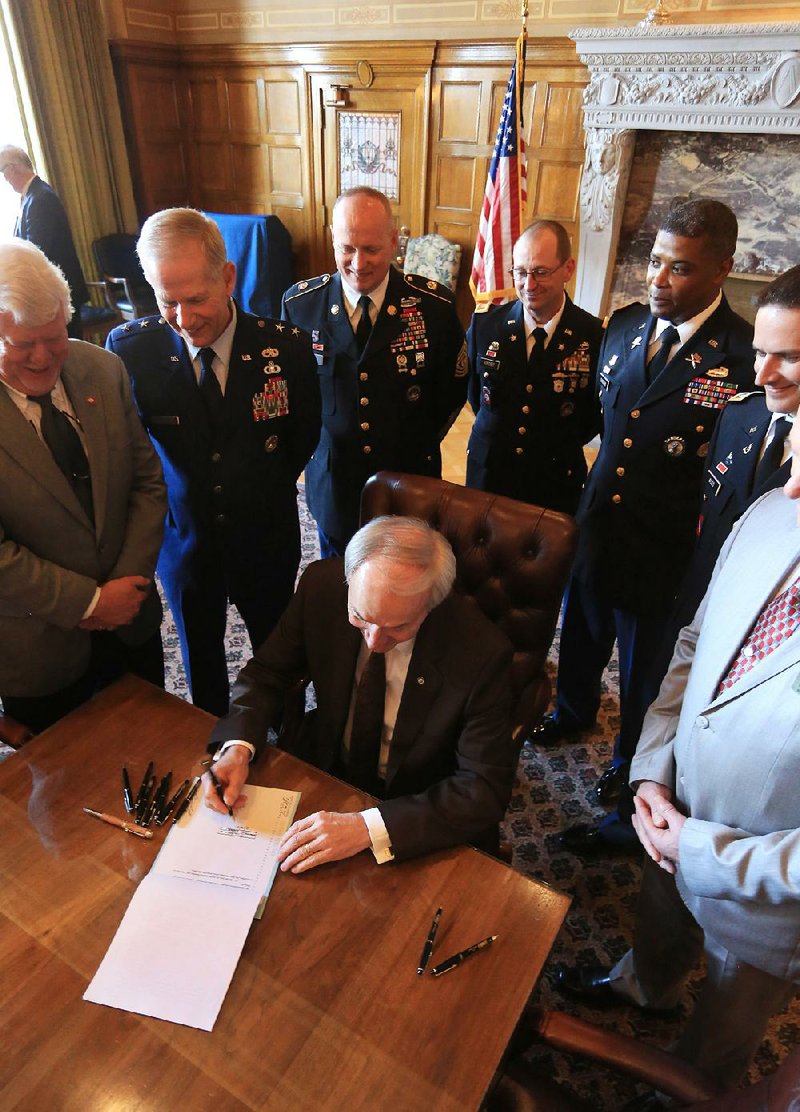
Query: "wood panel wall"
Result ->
[[110, 38, 589, 322]]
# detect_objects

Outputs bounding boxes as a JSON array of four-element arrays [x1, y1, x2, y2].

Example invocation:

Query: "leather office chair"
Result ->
[[92, 234, 158, 321], [79, 282, 124, 346], [403, 233, 462, 293], [488, 1007, 800, 1111], [360, 471, 578, 743]]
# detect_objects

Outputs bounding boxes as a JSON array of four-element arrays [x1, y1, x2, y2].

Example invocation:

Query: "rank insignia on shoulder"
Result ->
[[139, 319, 149, 328], [455, 342, 468, 378], [275, 322, 284, 331], [158, 317, 165, 325]]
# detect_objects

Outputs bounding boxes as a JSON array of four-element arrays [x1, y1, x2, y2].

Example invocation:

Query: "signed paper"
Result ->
[[84, 785, 300, 1031]]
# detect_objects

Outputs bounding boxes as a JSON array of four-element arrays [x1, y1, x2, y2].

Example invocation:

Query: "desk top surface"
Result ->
[[0, 676, 569, 1112]]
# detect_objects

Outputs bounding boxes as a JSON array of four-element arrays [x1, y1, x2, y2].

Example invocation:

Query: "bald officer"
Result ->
[[281, 187, 467, 557]]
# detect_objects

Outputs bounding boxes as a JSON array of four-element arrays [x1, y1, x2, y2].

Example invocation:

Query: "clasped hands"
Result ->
[[203, 745, 371, 873], [632, 780, 687, 875], [78, 575, 151, 631]]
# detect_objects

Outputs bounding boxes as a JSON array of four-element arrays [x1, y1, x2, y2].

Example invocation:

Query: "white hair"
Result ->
[[0, 239, 72, 325]]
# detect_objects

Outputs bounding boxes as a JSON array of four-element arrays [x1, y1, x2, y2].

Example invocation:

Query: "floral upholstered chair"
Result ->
[[403, 233, 461, 293]]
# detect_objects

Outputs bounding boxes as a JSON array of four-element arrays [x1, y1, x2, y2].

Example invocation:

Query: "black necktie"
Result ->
[[347, 650, 386, 794], [753, 416, 792, 492], [355, 295, 373, 355], [528, 326, 548, 367], [28, 391, 94, 522], [199, 347, 224, 418], [646, 325, 680, 384]]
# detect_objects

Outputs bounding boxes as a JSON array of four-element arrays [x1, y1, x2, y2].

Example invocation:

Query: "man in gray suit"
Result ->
[[0, 239, 166, 732], [556, 270, 800, 1086]]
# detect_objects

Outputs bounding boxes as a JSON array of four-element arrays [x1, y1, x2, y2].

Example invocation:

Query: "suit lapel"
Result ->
[[503, 302, 528, 377], [623, 311, 653, 401], [361, 267, 407, 361], [640, 300, 735, 409], [327, 274, 359, 357], [63, 358, 105, 534]]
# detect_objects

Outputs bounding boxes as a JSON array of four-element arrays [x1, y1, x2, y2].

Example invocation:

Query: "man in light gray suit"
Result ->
[[0, 239, 166, 732], [556, 268, 800, 1087]]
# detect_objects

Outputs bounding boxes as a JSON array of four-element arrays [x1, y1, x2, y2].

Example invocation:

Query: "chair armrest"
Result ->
[[531, 1008, 723, 1105], [0, 711, 34, 749], [86, 280, 116, 311]]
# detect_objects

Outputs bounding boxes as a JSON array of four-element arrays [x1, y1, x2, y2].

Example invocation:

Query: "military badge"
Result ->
[[631, 336, 642, 348], [560, 401, 575, 418], [664, 436, 686, 457], [455, 342, 468, 378], [407, 385, 421, 401], [697, 442, 709, 458], [706, 367, 728, 378]]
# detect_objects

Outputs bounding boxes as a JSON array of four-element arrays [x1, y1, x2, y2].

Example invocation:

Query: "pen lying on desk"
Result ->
[[172, 776, 201, 824], [156, 778, 189, 825], [430, 935, 497, 977], [417, 906, 443, 975], [83, 807, 154, 839]]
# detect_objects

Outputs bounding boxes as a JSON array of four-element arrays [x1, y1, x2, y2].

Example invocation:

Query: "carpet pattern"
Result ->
[[4, 483, 798, 1106]]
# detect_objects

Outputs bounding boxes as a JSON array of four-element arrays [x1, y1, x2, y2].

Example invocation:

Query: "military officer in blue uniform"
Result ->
[[281, 187, 467, 557], [530, 198, 756, 854], [108, 209, 321, 716], [643, 264, 800, 725], [466, 220, 604, 515]]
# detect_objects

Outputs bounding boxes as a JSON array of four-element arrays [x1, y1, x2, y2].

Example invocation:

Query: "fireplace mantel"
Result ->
[[569, 22, 800, 315]]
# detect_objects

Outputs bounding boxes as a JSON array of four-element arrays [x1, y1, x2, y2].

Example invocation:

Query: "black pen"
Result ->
[[153, 770, 172, 811], [122, 767, 134, 814], [172, 776, 201, 825], [207, 765, 234, 818], [134, 761, 153, 817], [156, 778, 189, 825], [135, 773, 155, 824], [417, 906, 443, 975], [430, 935, 497, 977]]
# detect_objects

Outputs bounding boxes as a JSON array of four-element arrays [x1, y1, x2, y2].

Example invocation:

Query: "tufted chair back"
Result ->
[[360, 471, 577, 742]]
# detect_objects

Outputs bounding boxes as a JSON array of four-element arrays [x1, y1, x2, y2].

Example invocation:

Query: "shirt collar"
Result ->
[[523, 294, 566, 345], [184, 300, 237, 366], [341, 270, 391, 320], [652, 291, 722, 348]]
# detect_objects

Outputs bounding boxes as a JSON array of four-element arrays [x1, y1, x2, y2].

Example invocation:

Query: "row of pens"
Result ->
[[83, 762, 202, 840]]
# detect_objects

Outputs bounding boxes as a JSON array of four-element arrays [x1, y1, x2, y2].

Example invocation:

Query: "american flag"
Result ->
[[469, 33, 528, 307]]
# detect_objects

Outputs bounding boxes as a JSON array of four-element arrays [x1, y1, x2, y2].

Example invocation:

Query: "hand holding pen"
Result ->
[[207, 765, 234, 819], [202, 746, 250, 816]]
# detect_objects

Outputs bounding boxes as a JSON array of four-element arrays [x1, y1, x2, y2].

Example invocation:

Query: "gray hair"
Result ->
[[0, 144, 33, 172], [0, 239, 72, 326], [344, 516, 457, 608], [137, 207, 228, 278]]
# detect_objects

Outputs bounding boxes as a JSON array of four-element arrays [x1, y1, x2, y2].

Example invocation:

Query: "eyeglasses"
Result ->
[[509, 262, 567, 283]]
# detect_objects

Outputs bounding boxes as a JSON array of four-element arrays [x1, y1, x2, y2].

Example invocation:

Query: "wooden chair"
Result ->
[[360, 471, 578, 744], [488, 1006, 800, 1110]]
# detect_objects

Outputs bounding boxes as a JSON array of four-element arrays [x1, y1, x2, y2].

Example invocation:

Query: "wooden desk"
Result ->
[[0, 675, 569, 1111]]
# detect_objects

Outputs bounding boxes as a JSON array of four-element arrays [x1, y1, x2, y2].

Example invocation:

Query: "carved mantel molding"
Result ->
[[568, 22, 800, 315]]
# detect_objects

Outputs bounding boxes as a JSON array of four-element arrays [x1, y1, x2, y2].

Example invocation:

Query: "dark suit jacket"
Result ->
[[0, 342, 165, 696], [282, 266, 467, 541], [573, 296, 755, 613], [16, 177, 88, 309], [210, 558, 518, 861], [466, 296, 604, 514], [107, 307, 321, 599]]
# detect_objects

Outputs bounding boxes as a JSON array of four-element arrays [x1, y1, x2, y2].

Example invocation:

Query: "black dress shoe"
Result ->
[[553, 963, 622, 1007], [525, 713, 582, 748], [559, 818, 641, 857], [595, 762, 629, 804]]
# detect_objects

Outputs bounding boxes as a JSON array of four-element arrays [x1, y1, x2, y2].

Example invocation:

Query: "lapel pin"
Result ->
[[331, 304, 340, 315], [631, 336, 642, 348], [86, 395, 97, 405]]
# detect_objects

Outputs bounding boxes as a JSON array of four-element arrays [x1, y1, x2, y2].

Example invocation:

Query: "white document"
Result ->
[[84, 785, 300, 1031]]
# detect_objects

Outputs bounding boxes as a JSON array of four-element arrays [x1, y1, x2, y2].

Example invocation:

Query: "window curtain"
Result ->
[[2, 0, 139, 289]]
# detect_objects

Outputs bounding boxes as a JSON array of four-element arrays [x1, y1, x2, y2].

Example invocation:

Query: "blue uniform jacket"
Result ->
[[466, 295, 603, 514], [574, 296, 755, 613], [107, 307, 321, 598], [282, 266, 467, 541]]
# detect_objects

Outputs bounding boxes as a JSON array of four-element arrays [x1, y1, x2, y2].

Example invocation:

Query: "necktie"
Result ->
[[28, 391, 94, 522], [347, 650, 386, 794], [646, 325, 680, 384], [752, 416, 791, 493], [528, 326, 548, 367], [717, 576, 800, 694], [199, 347, 224, 418], [355, 295, 373, 355]]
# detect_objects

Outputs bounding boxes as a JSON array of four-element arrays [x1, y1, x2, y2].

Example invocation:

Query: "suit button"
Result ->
[[360, 372, 368, 381], [516, 447, 524, 455], [521, 405, 530, 414], [612, 494, 622, 504], [696, 716, 709, 729], [211, 451, 222, 463], [483, 371, 489, 379], [216, 513, 225, 523], [518, 427, 527, 435], [526, 384, 533, 394], [360, 422, 370, 431], [363, 445, 372, 454], [696, 425, 704, 433], [213, 484, 223, 495], [360, 397, 369, 406], [623, 438, 633, 448], [630, 409, 640, 419], [616, 467, 624, 477]]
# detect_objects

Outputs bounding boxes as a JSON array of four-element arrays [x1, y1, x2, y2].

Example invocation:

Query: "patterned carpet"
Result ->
[[4, 484, 797, 1106]]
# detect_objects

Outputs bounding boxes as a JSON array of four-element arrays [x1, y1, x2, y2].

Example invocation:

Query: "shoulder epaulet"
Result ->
[[728, 390, 762, 404], [403, 272, 454, 304], [111, 313, 164, 339], [283, 274, 331, 301]]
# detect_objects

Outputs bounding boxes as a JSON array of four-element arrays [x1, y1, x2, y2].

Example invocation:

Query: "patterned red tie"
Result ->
[[717, 576, 800, 694]]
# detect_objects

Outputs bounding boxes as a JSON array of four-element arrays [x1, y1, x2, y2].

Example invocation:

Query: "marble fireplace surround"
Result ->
[[569, 22, 800, 317]]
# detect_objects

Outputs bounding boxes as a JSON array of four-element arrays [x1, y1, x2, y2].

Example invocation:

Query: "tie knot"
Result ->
[[199, 347, 216, 374], [659, 325, 680, 349], [532, 327, 547, 346], [358, 295, 372, 317], [27, 391, 53, 409]]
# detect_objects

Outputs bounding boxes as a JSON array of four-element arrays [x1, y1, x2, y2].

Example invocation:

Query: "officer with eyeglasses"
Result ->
[[466, 220, 603, 515]]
